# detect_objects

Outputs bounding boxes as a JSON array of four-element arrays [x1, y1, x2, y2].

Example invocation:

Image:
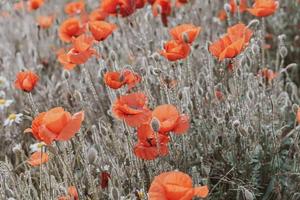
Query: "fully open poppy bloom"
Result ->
[[99, 0, 136, 17], [25, 107, 84, 145], [152, 0, 171, 26], [66, 34, 97, 64], [37, 15, 55, 29], [152, 104, 189, 134], [169, 24, 201, 44], [88, 21, 117, 41], [89, 9, 108, 21], [104, 72, 125, 89], [27, 0, 44, 11], [104, 70, 141, 90], [160, 40, 191, 61], [58, 18, 85, 43], [15, 71, 39, 92], [247, 0, 279, 17], [148, 171, 209, 200], [64, 1, 85, 15], [209, 23, 253, 61], [112, 92, 152, 127], [229, 0, 248, 13], [27, 151, 49, 167]]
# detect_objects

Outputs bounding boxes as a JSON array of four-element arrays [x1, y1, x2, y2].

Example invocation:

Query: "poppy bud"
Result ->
[[151, 117, 160, 132], [87, 146, 98, 164], [110, 188, 119, 199], [279, 46, 288, 58], [232, 120, 240, 128], [62, 69, 70, 80], [74, 90, 83, 102], [224, 3, 232, 14], [152, 52, 161, 61]]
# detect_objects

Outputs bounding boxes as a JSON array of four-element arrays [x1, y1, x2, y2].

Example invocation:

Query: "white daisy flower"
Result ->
[[0, 98, 13, 110], [29, 142, 46, 153], [4, 113, 23, 126], [0, 76, 9, 89]]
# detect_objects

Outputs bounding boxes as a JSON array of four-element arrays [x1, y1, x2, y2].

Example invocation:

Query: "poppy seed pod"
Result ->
[[74, 90, 83, 102], [151, 117, 160, 132], [279, 46, 288, 58]]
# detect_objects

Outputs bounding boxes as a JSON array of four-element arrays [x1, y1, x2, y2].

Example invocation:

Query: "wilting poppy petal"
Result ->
[[100, 172, 111, 189], [27, 151, 49, 166]]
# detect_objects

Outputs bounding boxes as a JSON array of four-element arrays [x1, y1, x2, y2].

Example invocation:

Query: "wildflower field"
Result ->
[[0, 0, 300, 199]]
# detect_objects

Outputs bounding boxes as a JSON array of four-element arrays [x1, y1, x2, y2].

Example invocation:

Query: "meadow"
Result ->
[[0, 0, 300, 199]]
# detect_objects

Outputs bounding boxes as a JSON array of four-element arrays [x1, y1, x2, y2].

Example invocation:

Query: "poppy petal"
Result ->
[[57, 111, 84, 141]]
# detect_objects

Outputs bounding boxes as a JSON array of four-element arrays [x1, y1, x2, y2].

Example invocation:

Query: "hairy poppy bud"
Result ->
[[279, 46, 288, 58], [109, 50, 117, 62], [74, 90, 83, 102], [292, 104, 299, 114], [63, 69, 70, 80], [232, 120, 240, 128], [87, 146, 98, 164], [151, 117, 160, 132], [251, 44, 260, 55]]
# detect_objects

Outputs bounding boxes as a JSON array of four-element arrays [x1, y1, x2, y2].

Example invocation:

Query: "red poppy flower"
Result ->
[[89, 9, 108, 21], [88, 21, 117, 41], [104, 70, 141, 90], [36, 15, 55, 29], [134, 124, 169, 160], [148, 171, 209, 200], [58, 18, 85, 43], [27, 151, 49, 167], [160, 40, 191, 61], [209, 23, 253, 61], [248, 0, 279, 17], [27, 0, 44, 11], [152, 0, 171, 26], [64, 1, 85, 16], [25, 107, 84, 145], [218, 10, 227, 21], [100, 172, 111, 189], [15, 71, 39, 92], [67, 34, 97, 64], [104, 72, 125, 89], [112, 92, 152, 127], [99, 0, 136, 17], [169, 24, 201, 44], [152, 104, 189, 134]]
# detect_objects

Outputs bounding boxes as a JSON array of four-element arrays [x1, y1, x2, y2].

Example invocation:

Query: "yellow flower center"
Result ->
[[8, 114, 17, 120], [0, 99, 5, 105]]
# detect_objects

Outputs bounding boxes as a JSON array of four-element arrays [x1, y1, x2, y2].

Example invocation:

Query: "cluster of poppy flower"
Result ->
[[112, 92, 189, 160], [218, 0, 279, 21]]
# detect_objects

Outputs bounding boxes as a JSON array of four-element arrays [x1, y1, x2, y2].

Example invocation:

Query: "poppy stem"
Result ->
[[28, 92, 38, 115]]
